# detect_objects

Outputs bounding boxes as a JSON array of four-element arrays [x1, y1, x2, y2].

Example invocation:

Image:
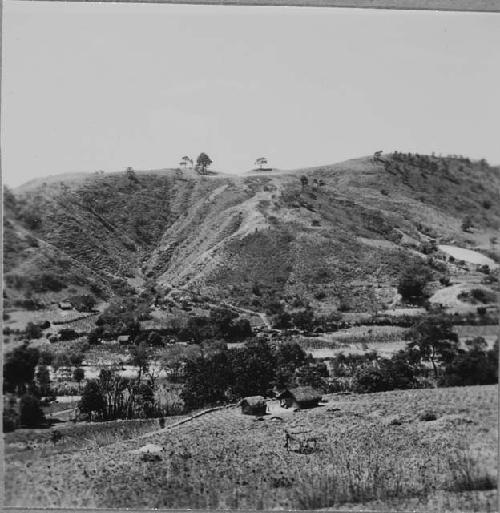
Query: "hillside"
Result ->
[[3, 153, 500, 313]]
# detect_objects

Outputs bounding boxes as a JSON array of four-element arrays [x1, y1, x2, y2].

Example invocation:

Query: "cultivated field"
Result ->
[[5, 385, 497, 511]]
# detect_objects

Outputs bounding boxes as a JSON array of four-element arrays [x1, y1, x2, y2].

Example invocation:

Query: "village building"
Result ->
[[276, 386, 322, 410], [239, 396, 267, 416], [117, 335, 131, 345], [58, 301, 73, 310]]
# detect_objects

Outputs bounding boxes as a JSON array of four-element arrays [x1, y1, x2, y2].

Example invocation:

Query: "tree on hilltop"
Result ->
[[300, 175, 309, 190], [196, 153, 213, 175], [255, 157, 268, 170], [126, 167, 139, 183], [180, 156, 192, 170]]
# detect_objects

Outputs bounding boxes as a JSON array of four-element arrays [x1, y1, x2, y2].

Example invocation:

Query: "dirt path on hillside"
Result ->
[[132, 403, 236, 443]]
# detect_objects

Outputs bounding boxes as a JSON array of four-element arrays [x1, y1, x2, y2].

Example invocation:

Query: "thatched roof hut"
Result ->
[[239, 396, 267, 416], [277, 386, 322, 409]]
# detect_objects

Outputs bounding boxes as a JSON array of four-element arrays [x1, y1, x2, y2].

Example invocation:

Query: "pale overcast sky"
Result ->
[[2, 2, 499, 187]]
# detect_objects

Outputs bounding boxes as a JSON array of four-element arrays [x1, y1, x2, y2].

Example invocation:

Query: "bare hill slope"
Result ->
[[4, 153, 500, 312]]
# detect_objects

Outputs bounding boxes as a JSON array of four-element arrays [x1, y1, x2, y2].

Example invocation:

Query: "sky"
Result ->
[[1, 2, 500, 187]]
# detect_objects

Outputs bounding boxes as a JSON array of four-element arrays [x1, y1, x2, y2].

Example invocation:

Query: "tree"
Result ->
[[35, 365, 51, 397], [354, 366, 393, 393], [196, 153, 213, 175], [87, 329, 102, 346], [180, 155, 192, 170], [19, 394, 45, 427], [300, 175, 309, 190], [209, 307, 238, 339], [272, 310, 292, 329], [296, 362, 328, 390], [126, 167, 139, 183], [397, 262, 433, 304], [182, 351, 234, 409], [52, 353, 70, 372], [38, 349, 54, 366], [3, 344, 40, 395], [25, 322, 42, 339], [69, 352, 84, 367], [440, 339, 497, 387], [255, 157, 268, 170], [79, 380, 106, 420], [407, 315, 459, 378], [291, 309, 314, 331], [73, 368, 85, 392], [130, 342, 150, 381], [230, 339, 275, 398]]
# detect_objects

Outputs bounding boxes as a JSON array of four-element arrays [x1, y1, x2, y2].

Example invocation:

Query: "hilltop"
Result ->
[[3, 153, 500, 313]]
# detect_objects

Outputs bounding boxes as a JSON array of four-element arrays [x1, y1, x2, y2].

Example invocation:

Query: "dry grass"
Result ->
[[5, 385, 497, 510]]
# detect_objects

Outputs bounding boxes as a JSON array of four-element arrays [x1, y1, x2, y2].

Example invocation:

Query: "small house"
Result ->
[[239, 396, 267, 416], [277, 386, 322, 410], [58, 301, 73, 310], [117, 335, 131, 345]]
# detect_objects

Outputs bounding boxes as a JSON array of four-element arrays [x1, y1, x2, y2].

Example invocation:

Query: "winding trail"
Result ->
[[133, 403, 237, 442]]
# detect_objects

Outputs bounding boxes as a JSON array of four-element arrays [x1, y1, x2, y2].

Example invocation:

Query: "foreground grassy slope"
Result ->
[[4, 385, 497, 510], [4, 155, 500, 309]]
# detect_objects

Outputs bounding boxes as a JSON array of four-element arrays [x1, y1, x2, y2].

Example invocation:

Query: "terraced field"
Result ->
[[5, 385, 497, 510]]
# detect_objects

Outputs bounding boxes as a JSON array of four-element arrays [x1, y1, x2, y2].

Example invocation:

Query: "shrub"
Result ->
[[314, 290, 326, 300], [397, 262, 433, 303], [470, 288, 496, 304], [19, 394, 46, 427], [30, 273, 66, 292], [354, 367, 393, 393], [79, 380, 106, 419], [461, 216, 473, 232], [419, 411, 437, 421], [25, 322, 42, 339], [439, 276, 451, 286], [440, 342, 498, 387], [459, 288, 496, 304]]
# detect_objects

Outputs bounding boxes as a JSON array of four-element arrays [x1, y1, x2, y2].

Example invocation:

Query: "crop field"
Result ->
[[297, 326, 409, 358], [5, 385, 497, 511], [454, 324, 499, 343]]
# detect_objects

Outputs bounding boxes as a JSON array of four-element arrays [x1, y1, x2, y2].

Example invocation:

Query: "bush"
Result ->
[[461, 216, 473, 232], [30, 273, 66, 293], [439, 276, 451, 286], [459, 288, 496, 304], [354, 367, 393, 393], [419, 411, 438, 421], [397, 262, 433, 303], [25, 322, 42, 339], [440, 342, 498, 387], [19, 394, 46, 427], [470, 288, 496, 304]]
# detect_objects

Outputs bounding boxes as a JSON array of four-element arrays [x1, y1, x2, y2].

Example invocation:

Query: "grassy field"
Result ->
[[4, 385, 497, 510]]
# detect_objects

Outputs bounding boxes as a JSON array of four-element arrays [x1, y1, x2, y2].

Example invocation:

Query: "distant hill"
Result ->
[[4, 153, 500, 313]]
